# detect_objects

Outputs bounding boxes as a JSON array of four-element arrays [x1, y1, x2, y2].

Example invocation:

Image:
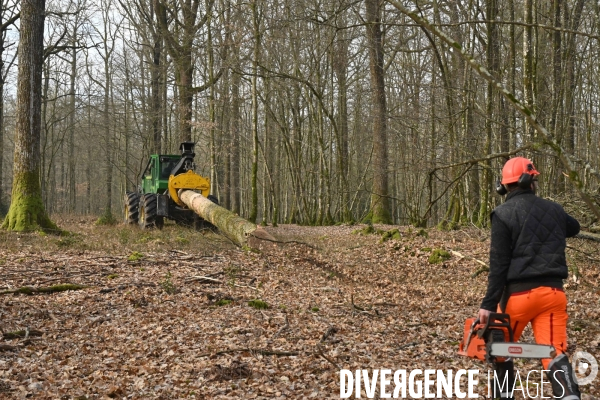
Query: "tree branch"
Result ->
[[0, 12, 19, 32], [190, 67, 223, 93], [386, 0, 600, 220]]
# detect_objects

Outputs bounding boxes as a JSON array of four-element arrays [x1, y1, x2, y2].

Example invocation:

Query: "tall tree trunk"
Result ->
[[0, 58, 4, 213], [150, 33, 162, 153], [2, 0, 56, 231], [68, 39, 77, 213], [333, 15, 350, 222], [207, 14, 217, 195], [230, 69, 241, 215], [100, 2, 114, 221], [508, 0, 517, 150], [563, 0, 585, 154], [103, 57, 113, 219], [154, 0, 216, 143], [0, 9, 7, 213], [523, 0, 535, 140], [477, 0, 499, 226], [365, 0, 391, 224], [221, 66, 231, 210], [176, 55, 194, 142], [249, 0, 260, 223], [86, 97, 92, 214]]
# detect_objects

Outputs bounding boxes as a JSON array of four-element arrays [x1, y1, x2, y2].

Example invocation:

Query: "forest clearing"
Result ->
[[2, 0, 600, 398], [0, 219, 599, 399]]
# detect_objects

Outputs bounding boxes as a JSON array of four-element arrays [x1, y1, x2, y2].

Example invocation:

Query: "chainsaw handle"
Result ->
[[476, 312, 514, 342], [463, 318, 481, 352]]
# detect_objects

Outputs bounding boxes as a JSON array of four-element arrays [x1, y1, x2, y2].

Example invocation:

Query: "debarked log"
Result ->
[[178, 189, 276, 247]]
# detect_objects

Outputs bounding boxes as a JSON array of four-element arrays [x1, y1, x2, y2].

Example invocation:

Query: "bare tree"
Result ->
[[365, 0, 391, 223], [154, 0, 219, 142], [2, 0, 57, 231], [0, 0, 19, 214]]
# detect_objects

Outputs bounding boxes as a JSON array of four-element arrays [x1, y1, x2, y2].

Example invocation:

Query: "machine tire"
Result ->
[[139, 194, 159, 229], [124, 192, 140, 224]]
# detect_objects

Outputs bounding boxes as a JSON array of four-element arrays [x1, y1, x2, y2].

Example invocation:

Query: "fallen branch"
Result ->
[[36, 272, 97, 286], [274, 314, 290, 338], [567, 245, 600, 262], [398, 342, 419, 350], [197, 348, 299, 358], [0, 344, 18, 352], [316, 343, 341, 369], [350, 294, 377, 316], [0, 283, 87, 295], [3, 329, 43, 340], [575, 231, 600, 242], [350, 294, 366, 311], [451, 250, 488, 267], [187, 275, 222, 284], [321, 326, 338, 342], [187, 275, 260, 291], [471, 266, 490, 278]]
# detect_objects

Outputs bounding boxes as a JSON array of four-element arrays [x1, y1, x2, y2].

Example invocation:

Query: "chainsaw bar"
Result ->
[[488, 343, 555, 359]]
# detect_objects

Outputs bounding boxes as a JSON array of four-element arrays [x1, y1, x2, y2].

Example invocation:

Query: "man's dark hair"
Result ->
[[506, 182, 520, 191]]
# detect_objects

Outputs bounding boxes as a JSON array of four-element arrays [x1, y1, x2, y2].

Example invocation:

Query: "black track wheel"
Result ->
[[124, 192, 140, 224], [138, 193, 159, 229]]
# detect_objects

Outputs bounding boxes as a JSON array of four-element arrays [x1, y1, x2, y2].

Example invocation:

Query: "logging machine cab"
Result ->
[[140, 142, 197, 195], [124, 142, 217, 229]]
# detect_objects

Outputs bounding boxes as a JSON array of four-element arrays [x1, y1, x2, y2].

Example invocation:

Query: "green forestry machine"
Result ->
[[124, 142, 218, 229]]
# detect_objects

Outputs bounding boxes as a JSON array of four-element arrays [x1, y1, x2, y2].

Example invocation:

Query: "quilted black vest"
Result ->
[[492, 191, 569, 282]]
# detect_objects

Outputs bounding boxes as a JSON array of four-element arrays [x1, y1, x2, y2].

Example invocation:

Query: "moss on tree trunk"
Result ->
[[2, 171, 56, 231], [2, 0, 57, 233]]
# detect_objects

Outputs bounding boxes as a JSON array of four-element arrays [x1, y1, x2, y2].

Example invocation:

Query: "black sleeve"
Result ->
[[565, 214, 580, 238], [480, 212, 513, 312]]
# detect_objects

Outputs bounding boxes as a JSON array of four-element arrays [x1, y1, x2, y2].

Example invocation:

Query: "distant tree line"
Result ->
[[0, 0, 599, 228]]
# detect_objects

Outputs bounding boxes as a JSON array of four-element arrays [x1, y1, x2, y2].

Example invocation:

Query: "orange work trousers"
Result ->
[[500, 286, 568, 370]]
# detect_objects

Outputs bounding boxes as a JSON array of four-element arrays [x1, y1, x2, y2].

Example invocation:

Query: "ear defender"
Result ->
[[496, 180, 508, 195], [517, 163, 535, 189]]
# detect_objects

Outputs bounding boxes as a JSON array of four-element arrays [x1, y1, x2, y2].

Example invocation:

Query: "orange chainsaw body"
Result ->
[[457, 317, 510, 362], [458, 318, 487, 361]]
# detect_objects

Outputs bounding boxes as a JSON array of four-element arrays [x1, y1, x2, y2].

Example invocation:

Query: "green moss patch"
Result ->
[[248, 299, 269, 309], [428, 249, 451, 264], [380, 228, 401, 242], [96, 211, 117, 226], [417, 229, 428, 238], [352, 225, 375, 235], [128, 251, 143, 261]]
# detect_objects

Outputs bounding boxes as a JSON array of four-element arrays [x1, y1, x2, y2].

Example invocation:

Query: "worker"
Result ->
[[478, 157, 581, 399]]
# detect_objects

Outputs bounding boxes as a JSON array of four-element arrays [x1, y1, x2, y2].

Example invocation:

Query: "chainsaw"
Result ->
[[458, 313, 556, 362]]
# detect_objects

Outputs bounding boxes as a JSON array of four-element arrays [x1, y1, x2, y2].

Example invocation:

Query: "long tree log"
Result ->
[[179, 190, 275, 247]]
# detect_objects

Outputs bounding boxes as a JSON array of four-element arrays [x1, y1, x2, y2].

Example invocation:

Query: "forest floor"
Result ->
[[0, 216, 599, 399]]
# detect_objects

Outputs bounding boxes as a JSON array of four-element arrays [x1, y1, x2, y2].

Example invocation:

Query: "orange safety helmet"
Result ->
[[501, 157, 540, 185]]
